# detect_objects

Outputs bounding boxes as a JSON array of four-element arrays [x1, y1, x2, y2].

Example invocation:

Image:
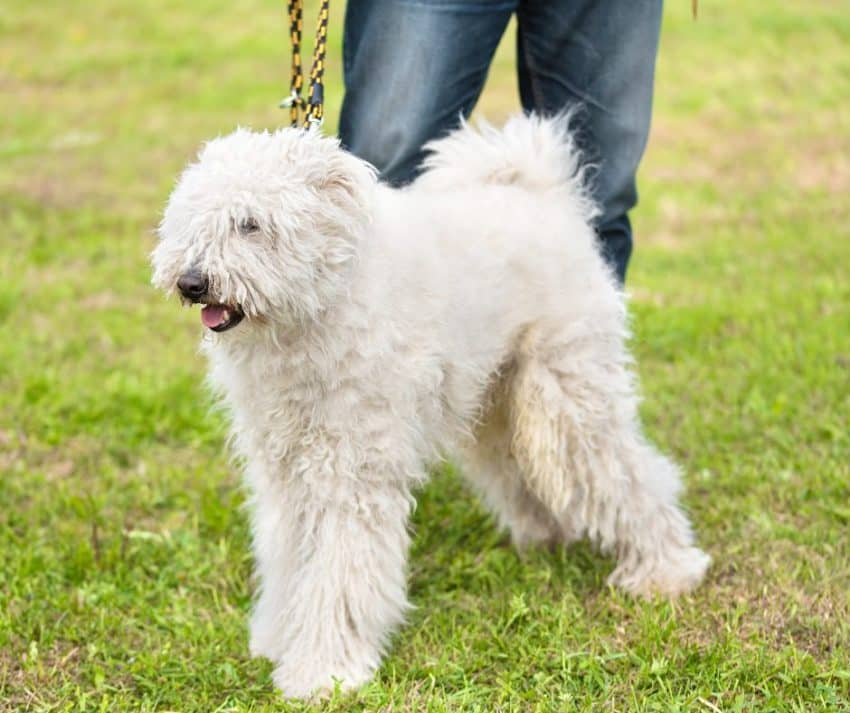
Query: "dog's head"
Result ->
[[151, 127, 375, 336]]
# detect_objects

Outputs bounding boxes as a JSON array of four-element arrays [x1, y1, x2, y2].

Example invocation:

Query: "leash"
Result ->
[[280, 0, 329, 129]]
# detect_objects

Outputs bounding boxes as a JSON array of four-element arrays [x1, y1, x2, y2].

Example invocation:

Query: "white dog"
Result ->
[[151, 115, 709, 698]]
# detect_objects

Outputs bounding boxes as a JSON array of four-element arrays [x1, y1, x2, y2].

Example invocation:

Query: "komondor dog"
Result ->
[[151, 115, 709, 699]]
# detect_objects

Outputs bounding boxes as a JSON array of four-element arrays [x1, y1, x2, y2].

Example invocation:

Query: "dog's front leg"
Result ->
[[245, 457, 413, 700]]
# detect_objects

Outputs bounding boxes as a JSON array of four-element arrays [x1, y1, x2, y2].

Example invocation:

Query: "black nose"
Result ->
[[177, 271, 208, 300]]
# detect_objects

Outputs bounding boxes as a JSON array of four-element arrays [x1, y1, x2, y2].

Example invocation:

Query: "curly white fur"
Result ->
[[152, 114, 709, 699]]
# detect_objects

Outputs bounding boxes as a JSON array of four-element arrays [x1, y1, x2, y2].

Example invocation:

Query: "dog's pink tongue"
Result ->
[[201, 305, 227, 329]]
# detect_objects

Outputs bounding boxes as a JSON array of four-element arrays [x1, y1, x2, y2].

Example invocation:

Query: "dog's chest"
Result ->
[[210, 326, 501, 472]]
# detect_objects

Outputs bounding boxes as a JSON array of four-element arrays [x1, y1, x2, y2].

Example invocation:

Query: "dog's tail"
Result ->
[[418, 112, 599, 222]]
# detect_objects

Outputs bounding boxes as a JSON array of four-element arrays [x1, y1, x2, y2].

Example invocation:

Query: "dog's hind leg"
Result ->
[[508, 323, 710, 597], [458, 393, 570, 551]]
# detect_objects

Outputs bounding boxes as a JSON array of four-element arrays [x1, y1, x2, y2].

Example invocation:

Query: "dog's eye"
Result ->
[[239, 218, 260, 235]]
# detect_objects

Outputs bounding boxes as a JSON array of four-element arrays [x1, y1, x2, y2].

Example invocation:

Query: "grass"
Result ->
[[1, 0, 849, 710]]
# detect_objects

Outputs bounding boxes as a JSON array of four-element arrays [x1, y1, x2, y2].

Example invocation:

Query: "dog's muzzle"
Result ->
[[177, 270, 245, 332]]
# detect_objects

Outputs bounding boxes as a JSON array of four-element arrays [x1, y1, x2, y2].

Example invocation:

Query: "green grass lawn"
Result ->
[[2, 0, 849, 710]]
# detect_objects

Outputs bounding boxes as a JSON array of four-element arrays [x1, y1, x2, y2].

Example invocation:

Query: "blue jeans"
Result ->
[[339, 0, 663, 282]]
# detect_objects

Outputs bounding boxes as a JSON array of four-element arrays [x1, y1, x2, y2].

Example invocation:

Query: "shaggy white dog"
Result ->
[[151, 115, 709, 699]]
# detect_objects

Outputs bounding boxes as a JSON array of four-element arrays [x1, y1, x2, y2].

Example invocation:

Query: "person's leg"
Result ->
[[340, 0, 515, 186], [516, 0, 663, 282]]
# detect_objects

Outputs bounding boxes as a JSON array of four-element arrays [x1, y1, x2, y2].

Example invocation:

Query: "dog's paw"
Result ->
[[608, 546, 710, 598], [272, 659, 375, 700]]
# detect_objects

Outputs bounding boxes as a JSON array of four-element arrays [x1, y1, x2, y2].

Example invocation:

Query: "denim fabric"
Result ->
[[339, 0, 663, 282]]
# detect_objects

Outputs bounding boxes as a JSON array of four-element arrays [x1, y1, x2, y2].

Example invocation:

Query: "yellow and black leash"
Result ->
[[281, 0, 329, 129]]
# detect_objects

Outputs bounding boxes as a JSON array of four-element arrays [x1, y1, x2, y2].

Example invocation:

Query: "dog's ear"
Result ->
[[318, 148, 377, 217], [285, 130, 377, 217]]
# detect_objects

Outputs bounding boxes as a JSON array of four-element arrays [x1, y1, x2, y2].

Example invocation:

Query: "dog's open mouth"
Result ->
[[201, 304, 244, 332]]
